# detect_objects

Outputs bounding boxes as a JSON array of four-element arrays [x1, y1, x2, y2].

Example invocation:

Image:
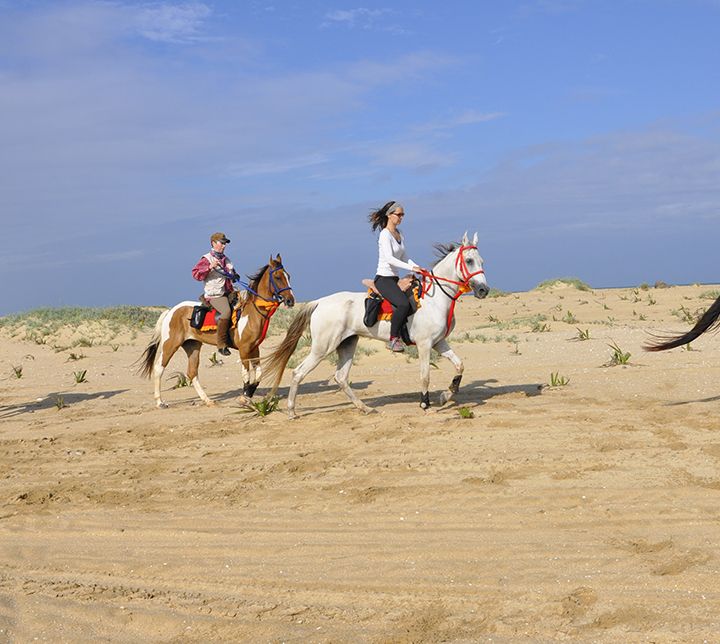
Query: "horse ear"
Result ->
[[269, 255, 274, 265], [461, 231, 469, 245], [472, 232, 478, 246], [276, 253, 282, 262]]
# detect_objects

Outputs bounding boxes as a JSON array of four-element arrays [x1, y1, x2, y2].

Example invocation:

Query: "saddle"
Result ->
[[189, 291, 242, 331], [362, 277, 420, 345]]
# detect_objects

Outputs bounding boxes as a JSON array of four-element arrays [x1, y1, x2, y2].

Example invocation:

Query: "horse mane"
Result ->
[[247, 264, 269, 291], [432, 242, 460, 268]]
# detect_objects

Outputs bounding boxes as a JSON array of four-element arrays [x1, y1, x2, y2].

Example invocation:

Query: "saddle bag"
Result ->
[[190, 305, 212, 330], [363, 293, 383, 327]]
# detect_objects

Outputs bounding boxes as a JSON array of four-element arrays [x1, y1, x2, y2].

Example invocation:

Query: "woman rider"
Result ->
[[369, 201, 426, 352]]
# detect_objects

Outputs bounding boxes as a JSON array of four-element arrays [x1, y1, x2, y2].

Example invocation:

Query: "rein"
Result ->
[[238, 265, 292, 304], [417, 244, 484, 336], [242, 264, 292, 349]]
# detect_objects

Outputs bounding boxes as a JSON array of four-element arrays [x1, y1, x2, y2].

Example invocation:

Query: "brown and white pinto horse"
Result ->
[[138, 255, 294, 407]]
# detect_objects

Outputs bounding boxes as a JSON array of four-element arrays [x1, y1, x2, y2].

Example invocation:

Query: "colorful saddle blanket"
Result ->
[[363, 282, 421, 338], [190, 306, 239, 331]]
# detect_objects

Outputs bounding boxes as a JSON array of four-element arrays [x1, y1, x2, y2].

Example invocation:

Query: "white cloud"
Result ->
[[369, 141, 456, 171], [227, 153, 329, 177], [323, 8, 392, 28], [135, 2, 213, 44], [412, 109, 505, 133]]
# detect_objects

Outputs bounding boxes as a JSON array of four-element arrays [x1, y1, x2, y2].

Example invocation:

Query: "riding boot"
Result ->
[[216, 317, 232, 356]]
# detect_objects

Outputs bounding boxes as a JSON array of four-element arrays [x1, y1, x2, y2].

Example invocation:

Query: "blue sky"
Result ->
[[2, 0, 719, 314]]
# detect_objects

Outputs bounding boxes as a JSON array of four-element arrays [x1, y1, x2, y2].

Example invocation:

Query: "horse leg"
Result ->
[[183, 340, 214, 406], [334, 335, 374, 414], [417, 341, 433, 410], [287, 350, 327, 420], [154, 337, 183, 408], [239, 349, 260, 405], [433, 338, 463, 406], [247, 348, 261, 397]]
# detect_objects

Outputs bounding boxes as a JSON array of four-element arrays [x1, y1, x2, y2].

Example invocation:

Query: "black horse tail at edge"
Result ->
[[644, 293, 720, 352]]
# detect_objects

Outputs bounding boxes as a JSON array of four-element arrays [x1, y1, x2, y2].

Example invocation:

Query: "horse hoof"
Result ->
[[287, 410, 297, 420], [238, 396, 254, 408], [157, 402, 169, 409], [439, 392, 453, 406], [205, 400, 217, 407]]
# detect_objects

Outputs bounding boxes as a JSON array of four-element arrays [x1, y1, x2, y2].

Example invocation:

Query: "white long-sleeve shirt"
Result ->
[[376, 228, 417, 277]]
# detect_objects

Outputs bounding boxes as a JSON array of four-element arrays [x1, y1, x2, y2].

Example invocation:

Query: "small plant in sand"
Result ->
[[458, 406, 475, 419], [243, 395, 280, 417], [74, 337, 94, 348], [208, 351, 221, 366], [563, 311, 578, 324], [11, 364, 23, 379], [681, 343, 694, 352], [700, 290, 720, 300], [575, 328, 591, 341], [111, 344, 120, 352], [549, 372, 570, 387], [672, 306, 697, 325], [55, 395, 66, 410], [172, 372, 191, 388], [646, 295, 657, 306], [73, 370, 88, 383], [512, 342, 521, 355], [531, 320, 550, 333], [67, 352, 85, 362], [607, 341, 631, 366]]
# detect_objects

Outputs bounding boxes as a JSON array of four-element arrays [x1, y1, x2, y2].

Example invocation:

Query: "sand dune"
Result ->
[[2, 283, 720, 642]]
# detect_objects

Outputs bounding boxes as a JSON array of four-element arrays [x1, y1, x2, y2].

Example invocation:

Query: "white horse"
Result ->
[[263, 233, 489, 418]]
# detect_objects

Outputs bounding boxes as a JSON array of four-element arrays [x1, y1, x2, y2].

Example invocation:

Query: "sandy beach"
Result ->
[[2, 282, 720, 642]]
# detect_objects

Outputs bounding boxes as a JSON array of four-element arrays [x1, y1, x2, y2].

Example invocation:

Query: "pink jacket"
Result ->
[[192, 253, 235, 297]]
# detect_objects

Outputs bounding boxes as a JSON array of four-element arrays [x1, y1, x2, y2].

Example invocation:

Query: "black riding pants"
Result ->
[[374, 275, 411, 338]]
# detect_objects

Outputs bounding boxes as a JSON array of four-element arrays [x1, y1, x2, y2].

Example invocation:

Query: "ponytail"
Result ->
[[368, 201, 399, 232]]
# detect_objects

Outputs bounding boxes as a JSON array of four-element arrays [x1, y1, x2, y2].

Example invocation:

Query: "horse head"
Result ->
[[266, 253, 295, 307], [456, 232, 489, 299]]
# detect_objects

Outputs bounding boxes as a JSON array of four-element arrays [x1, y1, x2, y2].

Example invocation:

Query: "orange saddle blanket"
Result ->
[[198, 308, 239, 332]]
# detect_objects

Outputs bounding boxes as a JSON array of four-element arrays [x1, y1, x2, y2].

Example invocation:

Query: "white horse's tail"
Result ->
[[263, 303, 317, 395], [136, 309, 170, 379]]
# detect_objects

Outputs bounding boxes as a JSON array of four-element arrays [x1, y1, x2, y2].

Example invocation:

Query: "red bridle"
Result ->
[[418, 244, 485, 299], [415, 244, 485, 337]]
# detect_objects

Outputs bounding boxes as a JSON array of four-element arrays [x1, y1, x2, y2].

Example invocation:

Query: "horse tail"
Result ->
[[136, 309, 169, 378], [644, 293, 720, 351], [263, 303, 317, 395]]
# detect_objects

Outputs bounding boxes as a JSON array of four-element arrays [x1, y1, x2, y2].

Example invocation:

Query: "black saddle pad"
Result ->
[[189, 305, 212, 329]]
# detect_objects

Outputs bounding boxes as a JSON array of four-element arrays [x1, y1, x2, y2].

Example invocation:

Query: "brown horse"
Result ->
[[138, 254, 294, 407], [644, 293, 720, 352]]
